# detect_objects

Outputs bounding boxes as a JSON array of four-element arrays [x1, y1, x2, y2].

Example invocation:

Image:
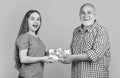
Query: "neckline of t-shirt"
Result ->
[[27, 32, 39, 39]]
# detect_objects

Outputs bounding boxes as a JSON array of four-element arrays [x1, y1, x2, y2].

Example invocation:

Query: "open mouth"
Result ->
[[33, 25, 38, 28]]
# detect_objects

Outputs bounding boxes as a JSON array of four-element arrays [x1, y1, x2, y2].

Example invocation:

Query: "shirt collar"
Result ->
[[80, 20, 97, 32]]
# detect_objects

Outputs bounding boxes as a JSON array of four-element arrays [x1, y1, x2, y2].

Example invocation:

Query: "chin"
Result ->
[[32, 29, 37, 32], [34, 28, 39, 31], [83, 21, 94, 26]]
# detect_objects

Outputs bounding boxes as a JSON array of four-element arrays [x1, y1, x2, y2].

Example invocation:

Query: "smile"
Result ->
[[33, 25, 38, 28], [83, 19, 90, 21]]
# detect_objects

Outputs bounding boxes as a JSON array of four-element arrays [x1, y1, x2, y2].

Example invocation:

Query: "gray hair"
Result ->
[[80, 3, 96, 13]]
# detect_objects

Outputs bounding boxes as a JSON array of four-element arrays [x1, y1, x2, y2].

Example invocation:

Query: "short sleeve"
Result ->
[[16, 34, 29, 50]]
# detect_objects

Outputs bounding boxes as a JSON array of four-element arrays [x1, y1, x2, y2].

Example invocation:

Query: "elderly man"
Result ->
[[62, 3, 111, 78]]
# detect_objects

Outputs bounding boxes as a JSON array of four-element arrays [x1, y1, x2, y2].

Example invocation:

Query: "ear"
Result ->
[[93, 13, 97, 19], [94, 11, 97, 16]]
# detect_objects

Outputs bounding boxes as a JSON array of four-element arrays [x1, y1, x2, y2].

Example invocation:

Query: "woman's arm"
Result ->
[[19, 49, 52, 64]]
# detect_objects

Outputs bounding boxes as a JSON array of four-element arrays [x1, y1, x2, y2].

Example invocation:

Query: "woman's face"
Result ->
[[80, 6, 96, 26], [28, 12, 41, 33]]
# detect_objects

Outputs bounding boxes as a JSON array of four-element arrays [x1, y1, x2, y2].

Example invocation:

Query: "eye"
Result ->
[[80, 11, 85, 15], [37, 18, 40, 21], [30, 17, 34, 20], [88, 11, 92, 14]]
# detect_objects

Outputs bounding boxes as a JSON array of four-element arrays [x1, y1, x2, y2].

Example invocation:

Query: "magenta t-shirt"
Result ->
[[16, 33, 46, 78]]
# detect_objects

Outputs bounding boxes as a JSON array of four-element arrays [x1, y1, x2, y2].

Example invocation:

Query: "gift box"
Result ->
[[49, 49, 59, 62], [49, 48, 71, 62]]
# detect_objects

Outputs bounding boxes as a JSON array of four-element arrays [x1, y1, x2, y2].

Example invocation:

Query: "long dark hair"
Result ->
[[14, 10, 42, 70]]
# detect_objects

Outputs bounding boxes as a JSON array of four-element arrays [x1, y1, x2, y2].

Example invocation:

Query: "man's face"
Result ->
[[80, 6, 96, 26]]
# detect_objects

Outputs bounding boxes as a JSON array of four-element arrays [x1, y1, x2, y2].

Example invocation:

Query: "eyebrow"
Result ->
[[29, 16, 40, 18], [80, 10, 95, 13]]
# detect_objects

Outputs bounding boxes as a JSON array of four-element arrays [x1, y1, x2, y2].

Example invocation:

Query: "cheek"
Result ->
[[28, 20, 32, 25], [38, 21, 41, 25], [80, 15, 83, 20], [90, 14, 94, 17], [80, 14, 84, 17], [28, 21, 31, 27], [90, 13, 96, 17], [28, 21, 33, 28]]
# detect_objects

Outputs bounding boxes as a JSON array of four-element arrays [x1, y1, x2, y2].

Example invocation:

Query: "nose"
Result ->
[[34, 19, 39, 22], [84, 13, 88, 17], [34, 21, 38, 25]]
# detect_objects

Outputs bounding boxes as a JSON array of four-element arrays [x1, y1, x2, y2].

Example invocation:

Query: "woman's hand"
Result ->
[[58, 58, 65, 63], [42, 56, 54, 63]]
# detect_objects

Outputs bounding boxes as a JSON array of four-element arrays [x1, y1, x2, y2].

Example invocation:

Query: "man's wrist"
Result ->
[[71, 55, 76, 61]]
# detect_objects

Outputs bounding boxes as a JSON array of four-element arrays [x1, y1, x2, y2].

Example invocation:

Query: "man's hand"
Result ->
[[63, 55, 74, 64]]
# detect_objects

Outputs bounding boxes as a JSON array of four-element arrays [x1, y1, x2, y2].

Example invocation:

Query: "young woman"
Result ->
[[14, 10, 53, 78]]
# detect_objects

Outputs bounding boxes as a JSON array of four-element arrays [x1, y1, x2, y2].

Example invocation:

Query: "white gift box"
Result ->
[[64, 49, 71, 55], [49, 55, 59, 62], [48, 48, 71, 63], [49, 49, 59, 62]]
